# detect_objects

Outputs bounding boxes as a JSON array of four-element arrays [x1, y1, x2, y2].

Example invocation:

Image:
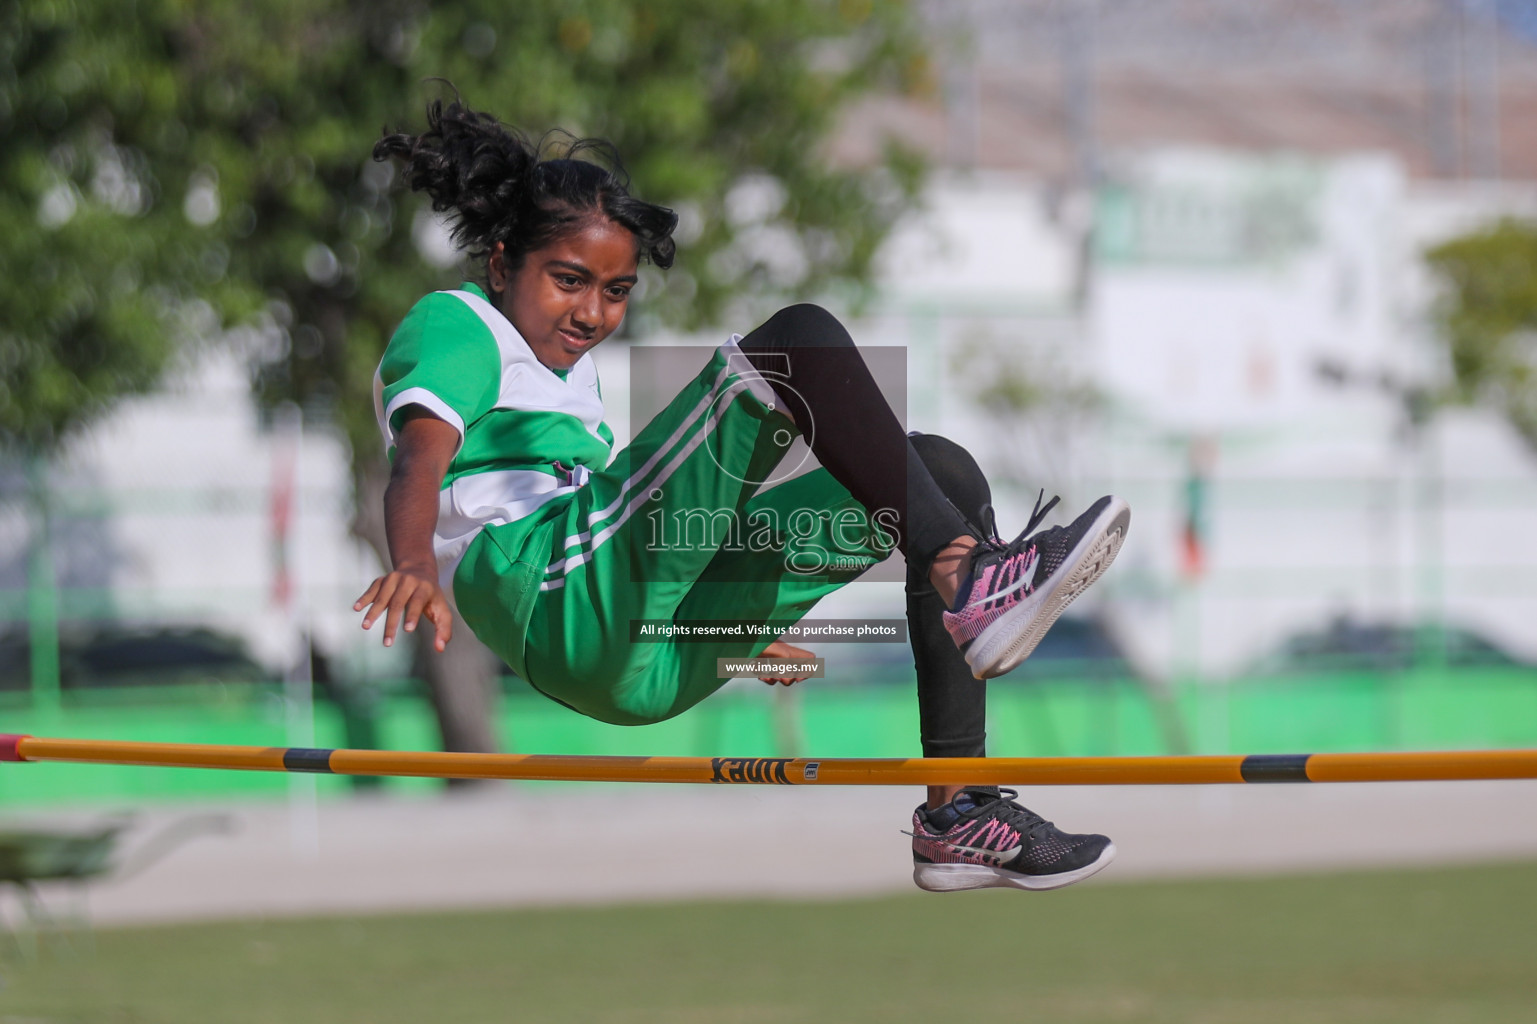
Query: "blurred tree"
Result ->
[[2, 1, 271, 711], [1, 0, 932, 756], [0, 2, 262, 452], [948, 334, 1101, 495], [1425, 219, 1537, 450]]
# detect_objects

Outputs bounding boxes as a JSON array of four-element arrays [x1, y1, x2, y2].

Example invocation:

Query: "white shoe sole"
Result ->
[[913, 841, 1118, 892], [964, 497, 1131, 680]]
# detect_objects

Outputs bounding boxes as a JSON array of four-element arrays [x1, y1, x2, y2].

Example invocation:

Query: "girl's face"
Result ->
[[489, 218, 639, 371]]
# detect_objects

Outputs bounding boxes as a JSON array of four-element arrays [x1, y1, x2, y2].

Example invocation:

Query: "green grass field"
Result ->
[[5, 860, 1535, 1023]]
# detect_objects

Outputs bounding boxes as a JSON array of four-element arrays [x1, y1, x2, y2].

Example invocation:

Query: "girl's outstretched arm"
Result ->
[[354, 409, 460, 651]]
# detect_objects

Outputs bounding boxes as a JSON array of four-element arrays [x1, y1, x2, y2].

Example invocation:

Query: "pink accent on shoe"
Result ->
[[911, 809, 1025, 866], [940, 545, 1040, 646]]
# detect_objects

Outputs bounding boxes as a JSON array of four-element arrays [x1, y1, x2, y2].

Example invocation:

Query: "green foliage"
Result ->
[[1, 0, 931, 464], [0, 0, 263, 452], [1425, 219, 1537, 450], [949, 333, 1102, 489]]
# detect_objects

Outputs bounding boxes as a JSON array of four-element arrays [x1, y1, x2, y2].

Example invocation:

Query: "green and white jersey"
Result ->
[[373, 282, 615, 592]]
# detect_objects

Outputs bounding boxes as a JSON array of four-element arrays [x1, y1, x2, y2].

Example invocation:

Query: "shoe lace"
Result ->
[[978, 503, 1003, 545], [971, 787, 1055, 840], [978, 490, 1060, 548], [954, 492, 1062, 610], [1016, 490, 1060, 547]]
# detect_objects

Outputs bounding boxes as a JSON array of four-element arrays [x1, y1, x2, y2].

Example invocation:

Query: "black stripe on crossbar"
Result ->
[[283, 748, 335, 773], [1240, 754, 1312, 783]]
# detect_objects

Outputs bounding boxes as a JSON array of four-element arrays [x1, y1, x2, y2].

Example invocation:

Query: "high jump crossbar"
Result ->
[[3, 735, 1537, 785]]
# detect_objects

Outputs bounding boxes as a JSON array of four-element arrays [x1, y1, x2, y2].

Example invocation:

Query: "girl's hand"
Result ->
[[758, 639, 818, 686], [354, 565, 454, 652], [360, 409, 459, 653]]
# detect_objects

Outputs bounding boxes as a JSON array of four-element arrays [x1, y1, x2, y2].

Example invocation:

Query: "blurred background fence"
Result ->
[[4, 347, 1535, 807]]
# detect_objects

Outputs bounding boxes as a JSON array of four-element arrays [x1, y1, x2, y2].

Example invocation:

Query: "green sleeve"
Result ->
[[378, 292, 501, 440]]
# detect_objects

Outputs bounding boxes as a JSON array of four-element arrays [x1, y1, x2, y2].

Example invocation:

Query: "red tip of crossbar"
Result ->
[[0, 734, 32, 762]]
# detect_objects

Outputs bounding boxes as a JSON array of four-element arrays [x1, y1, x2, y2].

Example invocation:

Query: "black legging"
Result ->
[[738, 305, 986, 759], [736, 304, 973, 571], [907, 433, 990, 759]]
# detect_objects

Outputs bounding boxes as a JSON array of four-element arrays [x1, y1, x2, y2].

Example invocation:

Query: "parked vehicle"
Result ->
[[0, 624, 273, 692], [1248, 616, 1532, 676]]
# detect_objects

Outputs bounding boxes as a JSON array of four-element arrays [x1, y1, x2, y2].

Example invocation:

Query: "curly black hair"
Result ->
[[374, 97, 677, 272]]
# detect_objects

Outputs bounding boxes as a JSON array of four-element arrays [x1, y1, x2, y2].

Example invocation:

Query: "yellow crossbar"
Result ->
[[4, 735, 1537, 785]]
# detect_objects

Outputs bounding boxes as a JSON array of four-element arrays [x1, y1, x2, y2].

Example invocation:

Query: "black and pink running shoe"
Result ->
[[910, 788, 1115, 892], [941, 493, 1130, 679]]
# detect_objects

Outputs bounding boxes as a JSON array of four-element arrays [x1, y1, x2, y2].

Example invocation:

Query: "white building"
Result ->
[[851, 151, 1537, 678]]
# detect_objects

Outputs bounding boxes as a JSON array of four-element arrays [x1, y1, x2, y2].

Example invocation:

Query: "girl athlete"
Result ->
[[355, 99, 1131, 893]]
